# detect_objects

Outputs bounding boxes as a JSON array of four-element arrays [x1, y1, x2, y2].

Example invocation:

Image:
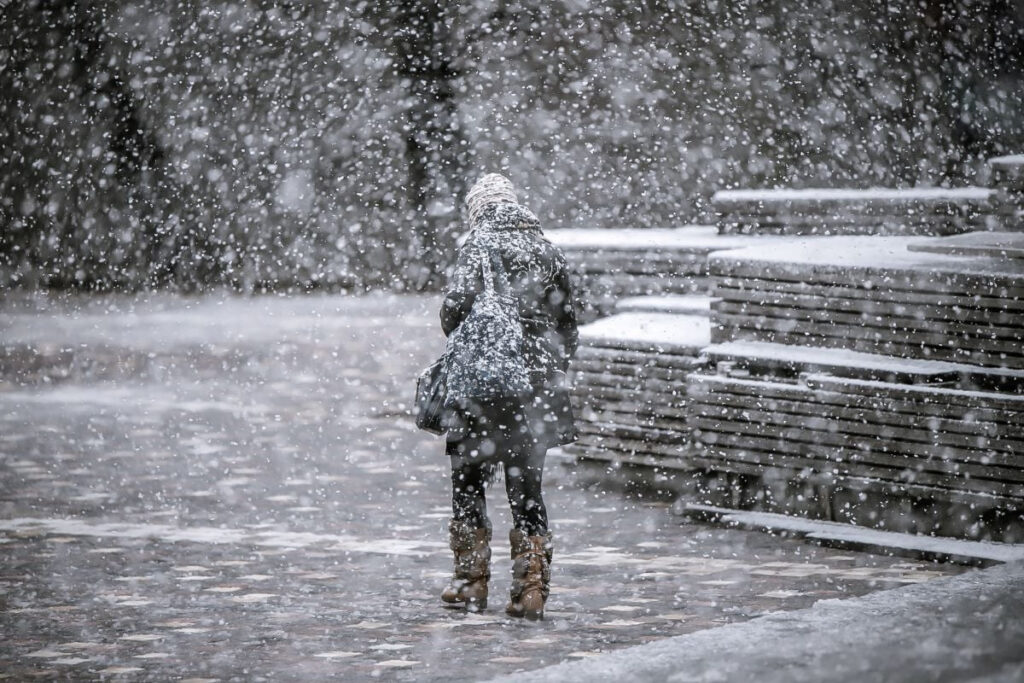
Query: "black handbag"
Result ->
[[414, 356, 448, 435]]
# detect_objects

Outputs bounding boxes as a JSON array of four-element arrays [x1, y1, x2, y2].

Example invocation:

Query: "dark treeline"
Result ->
[[2, 0, 1022, 291]]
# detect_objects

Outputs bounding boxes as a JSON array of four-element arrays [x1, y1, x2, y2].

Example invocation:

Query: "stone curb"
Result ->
[[488, 561, 1024, 683]]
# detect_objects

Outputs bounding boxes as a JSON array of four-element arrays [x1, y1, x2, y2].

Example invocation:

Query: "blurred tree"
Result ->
[[2, 0, 1022, 291], [1, 0, 153, 288], [365, 0, 468, 289]]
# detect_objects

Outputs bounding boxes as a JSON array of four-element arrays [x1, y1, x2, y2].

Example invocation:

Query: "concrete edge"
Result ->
[[682, 503, 1024, 565], [486, 561, 1024, 683]]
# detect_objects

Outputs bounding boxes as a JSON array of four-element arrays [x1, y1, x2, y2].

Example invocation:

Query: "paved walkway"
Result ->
[[0, 293, 965, 681]]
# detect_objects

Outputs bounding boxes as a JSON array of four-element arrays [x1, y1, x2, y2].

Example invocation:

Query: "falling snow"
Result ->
[[2, 2, 1024, 681]]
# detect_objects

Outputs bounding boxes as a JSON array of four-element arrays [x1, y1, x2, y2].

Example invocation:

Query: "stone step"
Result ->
[[546, 226, 798, 319], [708, 234, 1024, 370], [578, 312, 711, 355], [614, 295, 716, 316], [712, 187, 1012, 236], [682, 504, 1024, 564], [907, 231, 1024, 259]]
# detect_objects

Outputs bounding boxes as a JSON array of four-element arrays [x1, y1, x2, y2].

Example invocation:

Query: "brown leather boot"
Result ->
[[505, 529, 552, 620], [440, 520, 491, 611]]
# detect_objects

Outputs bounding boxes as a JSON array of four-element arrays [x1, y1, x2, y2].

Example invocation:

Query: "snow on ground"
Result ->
[[0, 517, 447, 557], [0, 291, 437, 350]]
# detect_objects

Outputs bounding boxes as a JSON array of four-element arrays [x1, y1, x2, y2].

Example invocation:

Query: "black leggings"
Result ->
[[447, 400, 548, 536]]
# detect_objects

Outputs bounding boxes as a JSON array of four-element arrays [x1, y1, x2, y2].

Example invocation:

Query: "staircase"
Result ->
[[553, 154, 1024, 543]]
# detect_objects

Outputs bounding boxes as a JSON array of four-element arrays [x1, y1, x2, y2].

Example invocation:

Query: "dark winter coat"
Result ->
[[441, 202, 579, 449]]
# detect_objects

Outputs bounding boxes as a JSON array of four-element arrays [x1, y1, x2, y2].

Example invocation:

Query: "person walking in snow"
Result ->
[[438, 173, 579, 620]]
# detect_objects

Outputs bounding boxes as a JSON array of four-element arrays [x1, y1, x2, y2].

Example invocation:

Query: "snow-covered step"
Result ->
[[546, 226, 796, 320], [715, 186, 998, 205], [567, 312, 710, 469], [708, 235, 1024, 370], [906, 231, 1024, 259], [702, 340, 1024, 389], [614, 295, 716, 316], [683, 504, 1024, 565], [549, 225, 756, 251], [712, 186, 1013, 235], [578, 312, 710, 355]]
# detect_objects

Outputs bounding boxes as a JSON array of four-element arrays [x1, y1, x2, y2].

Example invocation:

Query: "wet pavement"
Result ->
[[0, 293, 966, 681]]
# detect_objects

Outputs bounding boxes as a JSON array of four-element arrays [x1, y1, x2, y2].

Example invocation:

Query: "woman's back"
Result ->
[[434, 172, 579, 621], [442, 201, 578, 389]]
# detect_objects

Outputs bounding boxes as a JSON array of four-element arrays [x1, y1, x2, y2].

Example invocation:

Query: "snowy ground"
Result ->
[[0, 292, 965, 681]]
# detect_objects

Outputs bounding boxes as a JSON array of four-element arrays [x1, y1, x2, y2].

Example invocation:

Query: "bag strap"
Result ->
[[480, 254, 495, 295], [487, 251, 512, 297]]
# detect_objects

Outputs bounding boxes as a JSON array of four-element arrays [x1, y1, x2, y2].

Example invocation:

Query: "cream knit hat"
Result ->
[[465, 173, 517, 225]]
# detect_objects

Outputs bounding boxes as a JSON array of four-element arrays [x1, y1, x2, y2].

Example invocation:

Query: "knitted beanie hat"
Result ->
[[465, 173, 517, 225]]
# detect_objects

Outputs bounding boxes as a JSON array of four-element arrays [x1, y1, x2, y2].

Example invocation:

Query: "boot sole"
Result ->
[[506, 612, 544, 620], [442, 599, 487, 611], [505, 605, 543, 620]]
